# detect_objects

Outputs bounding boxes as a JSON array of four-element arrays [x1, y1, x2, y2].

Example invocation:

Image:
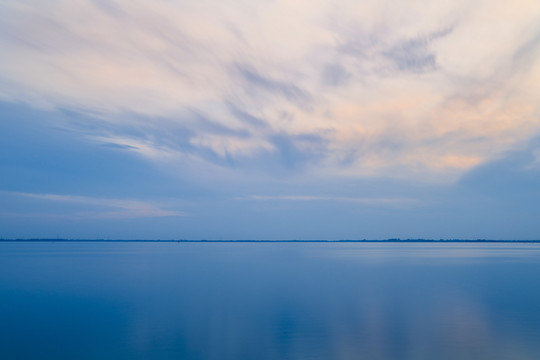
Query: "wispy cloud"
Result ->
[[1, 0, 539, 181], [239, 195, 418, 207], [5, 191, 185, 220]]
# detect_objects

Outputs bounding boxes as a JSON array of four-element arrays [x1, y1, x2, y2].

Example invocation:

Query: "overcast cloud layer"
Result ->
[[1, 0, 540, 239]]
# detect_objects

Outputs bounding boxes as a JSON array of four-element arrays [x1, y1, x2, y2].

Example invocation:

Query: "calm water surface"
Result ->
[[1, 242, 540, 360]]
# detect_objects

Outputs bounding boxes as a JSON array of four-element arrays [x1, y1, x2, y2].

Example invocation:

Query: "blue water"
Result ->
[[1, 242, 540, 360]]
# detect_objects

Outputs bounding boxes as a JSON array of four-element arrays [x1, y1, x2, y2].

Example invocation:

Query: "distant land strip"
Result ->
[[1, 239, 540, 243]]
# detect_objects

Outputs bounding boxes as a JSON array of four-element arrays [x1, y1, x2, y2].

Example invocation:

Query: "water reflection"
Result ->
[[1, 242, 539, 359]]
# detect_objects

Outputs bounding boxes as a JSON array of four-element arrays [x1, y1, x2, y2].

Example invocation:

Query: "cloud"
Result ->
[[3, 191, 185, 220], [459, 137, 540, 201], [337, 22, 453, 74], [239, 195, 418, 207], [234, 63, 312, 105], [381, 28, 453, 73], [321, 64, 351, 87], [1, 0, 539, 182], [226, 102, 268, 129]]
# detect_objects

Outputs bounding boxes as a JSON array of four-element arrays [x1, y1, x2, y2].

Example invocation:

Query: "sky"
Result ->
[[1, 0, 540, 240]]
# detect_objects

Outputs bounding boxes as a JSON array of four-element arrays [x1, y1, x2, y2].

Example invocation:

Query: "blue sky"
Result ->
[[1, 0, 540, 239]]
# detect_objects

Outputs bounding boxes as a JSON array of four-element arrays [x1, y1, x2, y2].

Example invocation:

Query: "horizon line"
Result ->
[[1, 238, 540, 243]]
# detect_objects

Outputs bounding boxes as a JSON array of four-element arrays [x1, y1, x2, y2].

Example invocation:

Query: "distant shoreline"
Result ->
[[1, 239, 540, 243]]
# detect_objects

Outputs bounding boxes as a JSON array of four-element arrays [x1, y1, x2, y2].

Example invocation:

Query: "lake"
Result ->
[[1, 242, 540, 359]]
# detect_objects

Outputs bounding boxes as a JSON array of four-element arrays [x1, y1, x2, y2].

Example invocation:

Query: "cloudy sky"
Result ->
[[1, 0, 540, 239]]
